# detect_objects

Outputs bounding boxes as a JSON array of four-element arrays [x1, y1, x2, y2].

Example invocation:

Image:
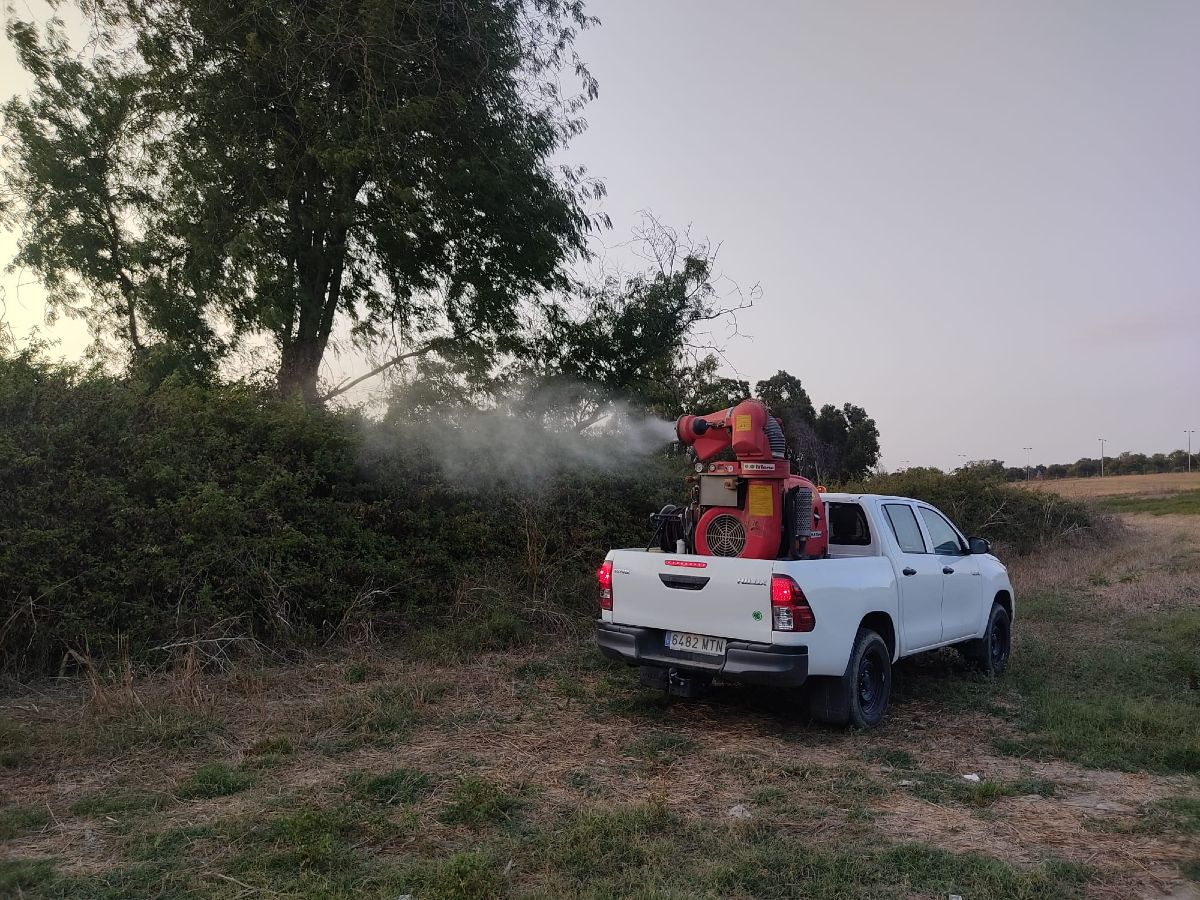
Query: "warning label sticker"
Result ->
[[734, 414, 752, 432], [748, 483, 774, 517]]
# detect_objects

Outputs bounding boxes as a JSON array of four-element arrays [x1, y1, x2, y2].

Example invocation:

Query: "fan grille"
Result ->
[[705, 514, 746, 557]]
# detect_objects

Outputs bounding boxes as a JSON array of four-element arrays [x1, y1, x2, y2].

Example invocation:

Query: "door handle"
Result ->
[[943, 566, 955, 575], [902, 567, 917, 576]]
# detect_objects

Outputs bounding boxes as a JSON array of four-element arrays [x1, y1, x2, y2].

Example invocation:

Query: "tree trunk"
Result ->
[[276, 339, 325, 402]]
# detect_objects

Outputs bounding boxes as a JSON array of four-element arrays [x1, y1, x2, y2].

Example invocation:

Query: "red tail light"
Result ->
[[770, 574, 815, 632], [598, 560, 614, 611]]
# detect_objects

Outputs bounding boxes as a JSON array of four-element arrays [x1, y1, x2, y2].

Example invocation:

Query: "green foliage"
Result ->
[[847, 467, 1097, 554], [1, 349, 679, 672], [753, 372, 881, 482], [0, 18, 210, 365], [1035, 450, 1197, 479], [4, 0, 601, 398]]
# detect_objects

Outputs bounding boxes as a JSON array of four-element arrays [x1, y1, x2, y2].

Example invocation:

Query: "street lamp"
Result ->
[[1098, 438, 1106, 477], [1187, 430, 1195, 474], [1022, 446, 1033, 471]]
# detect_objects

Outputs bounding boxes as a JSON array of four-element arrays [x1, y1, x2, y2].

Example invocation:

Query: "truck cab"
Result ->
[[595, 494, 1014, 728]]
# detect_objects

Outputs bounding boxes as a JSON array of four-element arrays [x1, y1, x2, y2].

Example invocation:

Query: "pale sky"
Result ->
[[3, 1, 1199, 470]]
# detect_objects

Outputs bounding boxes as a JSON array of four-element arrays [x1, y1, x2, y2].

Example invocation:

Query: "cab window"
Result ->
[[828, 502, 871, 546], [919, 508, 966, 554], [883, 503, 926, 554]]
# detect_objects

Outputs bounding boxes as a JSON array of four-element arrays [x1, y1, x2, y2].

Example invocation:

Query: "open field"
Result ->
[[1026, 472, 1200, 500], [1025, 473, 1200, 517], [2, 515, 1198, 898]]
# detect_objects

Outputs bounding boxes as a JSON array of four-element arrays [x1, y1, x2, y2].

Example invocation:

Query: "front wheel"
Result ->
[[961, 603, 1011, 676], [808, 628, 892, 729]]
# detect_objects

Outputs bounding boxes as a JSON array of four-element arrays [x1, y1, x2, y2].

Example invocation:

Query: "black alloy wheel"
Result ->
[[856, 640, 890, 724]]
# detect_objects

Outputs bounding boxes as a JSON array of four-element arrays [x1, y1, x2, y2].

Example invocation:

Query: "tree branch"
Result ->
[[319, 339, 442, 402]]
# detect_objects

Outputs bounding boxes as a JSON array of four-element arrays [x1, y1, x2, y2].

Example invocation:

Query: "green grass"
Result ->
[[345, 767, 431, 805], [174, 762, 254, 800], [0, 718, 35, 768], [439, 776, 522, 828], [0, 859, 57, 894], [993, 608, 1200, 773], [71, 790, 171, 817], [1100, 490, 1200, 515], [87, 707, 227, 755], [333, 679, 448, 743], [0, 804, 50, 839], [1133, 797, 1200, 835], [244, 734, 297, 769], [622, 730, 697, 763], [522, 803, 1092, 899], [862, 747, 917, 769], [893, 597, 1200, 774]]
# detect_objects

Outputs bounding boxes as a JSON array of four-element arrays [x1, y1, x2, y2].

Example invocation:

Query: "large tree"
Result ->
[[815, 402, 881, 481], [750, 370, 881, 482], [3, 0, 601, 398], [1, 18, 215, 370]]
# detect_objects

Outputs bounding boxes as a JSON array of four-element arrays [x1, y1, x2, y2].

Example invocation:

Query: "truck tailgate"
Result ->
[[609, 551, 775, 643]]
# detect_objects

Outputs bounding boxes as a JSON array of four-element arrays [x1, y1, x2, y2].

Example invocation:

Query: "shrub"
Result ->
[[844, 468, 1098, 554], [0, 349, 681, 673]]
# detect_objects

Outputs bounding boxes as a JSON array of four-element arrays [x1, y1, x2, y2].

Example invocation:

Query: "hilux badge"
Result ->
[[737, 577, 767, 586]]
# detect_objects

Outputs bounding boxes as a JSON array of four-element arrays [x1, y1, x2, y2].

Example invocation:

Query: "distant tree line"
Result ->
[[905, 452, 1196, 483]]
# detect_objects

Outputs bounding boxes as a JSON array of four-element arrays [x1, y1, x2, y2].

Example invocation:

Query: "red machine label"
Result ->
[[741, 462, 778, 472]]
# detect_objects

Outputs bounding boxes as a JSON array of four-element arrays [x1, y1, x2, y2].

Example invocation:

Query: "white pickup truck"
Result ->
[[595, 493, 1015, 728]]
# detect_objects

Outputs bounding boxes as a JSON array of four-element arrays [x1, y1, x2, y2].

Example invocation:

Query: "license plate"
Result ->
[[664, 631, 726, 656]]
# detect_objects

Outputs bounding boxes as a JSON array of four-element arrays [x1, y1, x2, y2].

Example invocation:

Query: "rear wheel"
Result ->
[[808, 628, 892, 729]]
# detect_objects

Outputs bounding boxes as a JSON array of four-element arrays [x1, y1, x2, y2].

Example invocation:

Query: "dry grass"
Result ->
[[1024, 472, 1200, 499], [2, 517, 1199, 898]]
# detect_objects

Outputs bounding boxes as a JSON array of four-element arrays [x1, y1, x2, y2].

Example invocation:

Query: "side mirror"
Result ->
[[969, 537, 992, 555]]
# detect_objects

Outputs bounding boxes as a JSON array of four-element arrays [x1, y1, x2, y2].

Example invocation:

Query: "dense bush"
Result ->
[[0, 350, 681, 674], [1, 350, 1102, 674], [844, 468, 1099, 555]]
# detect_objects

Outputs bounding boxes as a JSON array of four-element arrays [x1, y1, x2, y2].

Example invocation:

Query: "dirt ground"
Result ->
[[2, 513, 1198, 899]]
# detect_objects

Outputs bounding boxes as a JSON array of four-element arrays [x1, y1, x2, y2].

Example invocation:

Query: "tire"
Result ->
[[808, 628, 892, 729], [967, 603, 1012, 677]]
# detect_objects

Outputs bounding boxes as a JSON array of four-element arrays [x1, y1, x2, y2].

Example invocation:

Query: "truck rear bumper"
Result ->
[[595, 621, 809, 688]]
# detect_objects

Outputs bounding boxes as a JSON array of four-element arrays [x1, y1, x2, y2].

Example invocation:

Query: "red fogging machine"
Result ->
[[651, 398, 828, 560]]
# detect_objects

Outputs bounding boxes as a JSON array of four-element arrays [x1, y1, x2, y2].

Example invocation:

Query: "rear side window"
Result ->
[[883, 504, 926, 554], [828, 502, 871, 546], [919, 508, 965, 554]]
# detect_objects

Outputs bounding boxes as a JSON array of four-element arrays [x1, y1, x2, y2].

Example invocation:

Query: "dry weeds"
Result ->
[[1024, 473, 1200, 500], [2, 515, 1198, 898]]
